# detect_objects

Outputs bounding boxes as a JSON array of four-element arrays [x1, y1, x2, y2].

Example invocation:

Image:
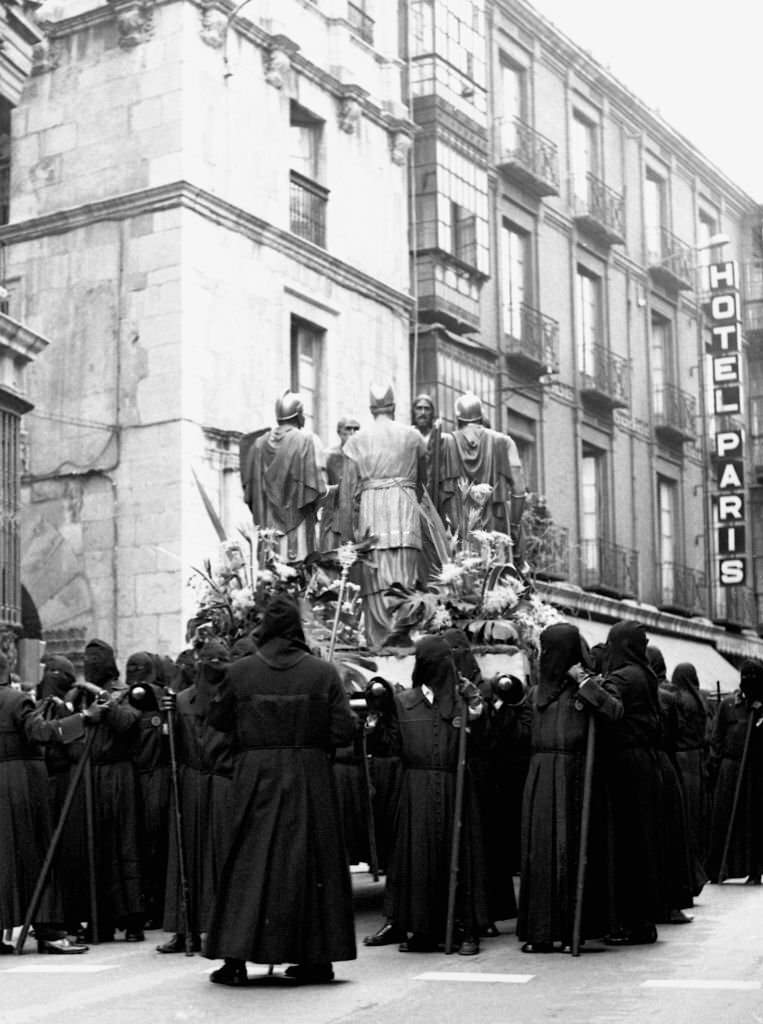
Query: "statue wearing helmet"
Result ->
[[441, 392, 525, 549], [240, 391, 327, 559]]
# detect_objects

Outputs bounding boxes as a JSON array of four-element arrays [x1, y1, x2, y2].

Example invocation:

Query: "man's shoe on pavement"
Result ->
[[363, 923, 405, 947], [458, 937, 480, 956], [37, 938, 89, 954], [124, 929, 145, 942], [398, 934, 438, 953], [745, 874, 762, 886], [667, 909, 693, 924], [284, 963, 334, 984], [210, 959, 248, 986], [156, 933, 202, 954]]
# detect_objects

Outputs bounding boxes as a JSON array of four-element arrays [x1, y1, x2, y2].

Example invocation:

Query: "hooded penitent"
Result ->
[[646, 645, 667, 683], [740, 658, 763, 702], [256, 594, 306, 647], [84, 638, 119, 688], [442, 628, 481, 684], [38, 655, 76, 700], [537, 622, 592, 709], [606, 621, 651, 673], [411, 635, 457, 719]]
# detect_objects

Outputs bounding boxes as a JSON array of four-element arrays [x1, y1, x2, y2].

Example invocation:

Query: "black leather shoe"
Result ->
[[210, 960, 248, 986], [398, 934, 438, 953], [603, 924, 657, 946], [156, 933, 201, 954], [37, 938, 89, 955], [667, 909, 693, 924], [363, 923, 406, 947], [284, 963, 334, 984], [458, 938, 480, 956], [124, 930, 145, 942], [481, 923, 500, 938], [745, 875, 762, 886]]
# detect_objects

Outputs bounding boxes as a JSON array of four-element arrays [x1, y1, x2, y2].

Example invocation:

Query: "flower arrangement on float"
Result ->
[[186, 478, 563, 668]]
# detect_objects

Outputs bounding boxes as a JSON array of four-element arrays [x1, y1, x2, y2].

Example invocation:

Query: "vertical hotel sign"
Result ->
[[709, 260, 747, 586]]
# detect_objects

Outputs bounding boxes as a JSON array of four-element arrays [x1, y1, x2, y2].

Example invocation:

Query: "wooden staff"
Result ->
[[444, 691, 469, 955], [718, 702, 759, 884], [83, 747, 99, 944], [571, 712, 596, 956], [16, 727, 97, 954], [165, 692, 194, 955], [360, 728, 379, 882]]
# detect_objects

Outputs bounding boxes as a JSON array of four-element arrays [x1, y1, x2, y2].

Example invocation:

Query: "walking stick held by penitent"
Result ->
[[718, 699, 762, 884], [16, 724, 98, 954], [83, 739, 99, 944], [444, 677, 470, 955], [164, 689, 194, 956], [571, 711, 596, 956], [360, 725, 380, 882]]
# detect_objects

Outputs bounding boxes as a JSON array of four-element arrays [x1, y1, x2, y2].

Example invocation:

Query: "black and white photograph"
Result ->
[[1, 0, 763, 1021]]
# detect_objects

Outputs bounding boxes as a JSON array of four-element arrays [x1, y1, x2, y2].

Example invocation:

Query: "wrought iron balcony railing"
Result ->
[[654, 383, 696, 444], [572, 172, 625, 245], [647, 227, 693, 291], [579, 539, 639, 598], [578, 343, 630, 409], [347, 2, 374, 45], [0, 157, 8, 226], [289, 170, 328, 248], [523, 523, 570, 581], [714, 584, 759, 630], [504, 302, 560, 374], [657, 562, 708, 617], [494, 117, 560, 197]]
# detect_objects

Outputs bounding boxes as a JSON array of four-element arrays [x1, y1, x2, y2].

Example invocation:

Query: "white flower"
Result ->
[[469, 483, 494, 508], [482, 582, 521, 616], [272, 560, 297, 581], [431, 607, 453, 630], [437, 561, 464, 586]]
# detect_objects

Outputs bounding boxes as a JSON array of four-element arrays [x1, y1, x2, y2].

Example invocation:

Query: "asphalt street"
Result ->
[[2, 876, 762, 1024]]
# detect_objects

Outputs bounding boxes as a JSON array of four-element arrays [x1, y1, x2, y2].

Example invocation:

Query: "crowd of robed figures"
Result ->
[[2, 609, 763, 983]]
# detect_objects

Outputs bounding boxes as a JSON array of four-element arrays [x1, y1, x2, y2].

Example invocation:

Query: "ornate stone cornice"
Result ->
[[0, 181, 414, 318], [199, 0, 226, 48]]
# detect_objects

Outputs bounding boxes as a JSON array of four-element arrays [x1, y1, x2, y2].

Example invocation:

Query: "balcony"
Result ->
[[578, 343, 630, 410], [572, 173, 625, 246], [494, 117, 560, 198], [416, 252, 482, 333], [289, 171, 328, 248], [654, 383, 696, 445], [713, 585, 759, 630], [647, 227, 694, 291], [523, 523, 570, 581], [657, 563, 708, 617], [743, 259, 763, 340], [579, 539, 639, 598], [347, 2, 374, 45], [504, 303, 560, 375], [754, 436, 763, 484], [0, 157, 8, 226]]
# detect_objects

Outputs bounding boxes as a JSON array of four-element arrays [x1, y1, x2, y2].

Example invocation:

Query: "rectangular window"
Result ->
[[290, 317, 324, 437], [506, 412, 536, 493], [651, 313, 674, 417], [501, 221, 529, 338], [289, 102, 323, 182], [0, 98, 10, 227], [571, 112, 596, 206], [499, 60, 526, 152], [451, 201, 477, 266], [658, 477, 677, 604], [645, 169, 665, 263], [576, 267, 601, 376], [581, 447, 604, 576]]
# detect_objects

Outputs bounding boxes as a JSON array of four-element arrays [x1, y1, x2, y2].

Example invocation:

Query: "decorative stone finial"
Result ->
[[108, 0, 154, 49], [200, 1, 226, 49]]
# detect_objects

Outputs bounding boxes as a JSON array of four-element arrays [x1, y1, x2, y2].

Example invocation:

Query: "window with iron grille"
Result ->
[[290, 316, 325, 438], [289, 103, 327, 247]]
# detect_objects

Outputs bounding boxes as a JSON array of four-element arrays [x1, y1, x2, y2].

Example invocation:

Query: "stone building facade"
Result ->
[[406, 0, 763, 673], [9, 0, 414, 657], [0, 1, 50, 674]]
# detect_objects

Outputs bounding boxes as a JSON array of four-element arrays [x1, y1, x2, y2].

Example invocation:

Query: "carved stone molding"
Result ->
[[199, 0, 226, 49], [31, 35, 61, 75], [108, 0, 154, 49], [337, 85, 368, 134], [389, 130, 411, 165], [264, 34, 299, 89]]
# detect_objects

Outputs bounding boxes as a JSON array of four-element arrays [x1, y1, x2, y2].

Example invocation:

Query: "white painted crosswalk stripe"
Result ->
[[415, 971, 534, 984], [642, 979, 760, 991]]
